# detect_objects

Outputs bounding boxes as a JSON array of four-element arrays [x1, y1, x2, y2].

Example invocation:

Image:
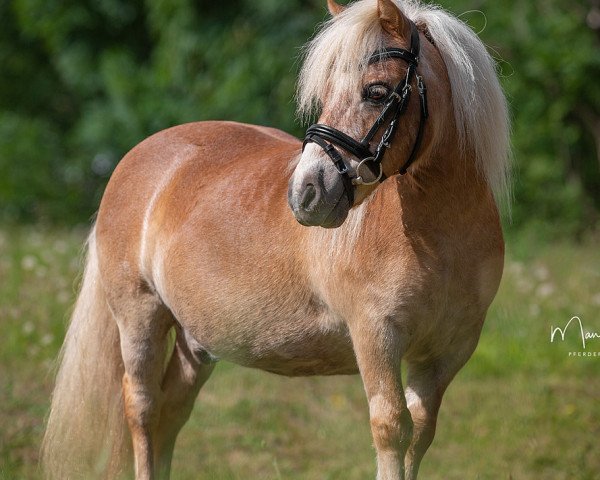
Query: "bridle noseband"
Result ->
[[302, 21, 428, 206]]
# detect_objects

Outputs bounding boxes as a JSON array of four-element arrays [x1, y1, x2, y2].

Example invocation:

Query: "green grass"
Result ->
[[1, 226, 599, 479]]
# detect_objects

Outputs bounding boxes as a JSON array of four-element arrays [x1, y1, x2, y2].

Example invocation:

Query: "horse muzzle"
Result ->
[[287, 154, 351, 228]]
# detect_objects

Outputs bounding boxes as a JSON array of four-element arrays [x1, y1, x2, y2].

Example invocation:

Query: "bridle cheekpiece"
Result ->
[[302, 20, 428, 206]]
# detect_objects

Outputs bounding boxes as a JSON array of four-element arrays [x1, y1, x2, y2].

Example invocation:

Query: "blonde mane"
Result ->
[[297, 0, 511, 207]]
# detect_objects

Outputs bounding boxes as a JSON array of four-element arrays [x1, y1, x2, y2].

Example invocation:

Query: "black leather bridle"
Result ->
[[302, 20, 428, 206]]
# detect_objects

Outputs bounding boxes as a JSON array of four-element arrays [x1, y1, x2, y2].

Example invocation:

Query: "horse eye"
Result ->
[[364, 84, 390, 103]]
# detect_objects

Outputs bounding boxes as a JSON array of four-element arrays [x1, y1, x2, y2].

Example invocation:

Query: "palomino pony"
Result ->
[[42, 0, 510, 479]]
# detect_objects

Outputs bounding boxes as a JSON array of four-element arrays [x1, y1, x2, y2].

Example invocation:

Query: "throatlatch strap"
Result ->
[[398, 76, 428, 175]]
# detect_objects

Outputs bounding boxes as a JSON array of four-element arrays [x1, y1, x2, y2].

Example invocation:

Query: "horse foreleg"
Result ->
[[350, 320, 413, 480], [154, 325, 215, 480]]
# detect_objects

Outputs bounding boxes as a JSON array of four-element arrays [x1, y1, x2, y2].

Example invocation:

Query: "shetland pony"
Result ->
[[42, 1, 510, 479]]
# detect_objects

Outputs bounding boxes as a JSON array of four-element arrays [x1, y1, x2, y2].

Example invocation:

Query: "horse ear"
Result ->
[[377, 0, 410, 38], [327, 0, 346, 16]]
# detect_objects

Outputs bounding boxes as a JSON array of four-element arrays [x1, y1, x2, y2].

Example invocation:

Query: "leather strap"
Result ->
[[368, 48, 418, 66], [304, 124, 372, 160], [398, 75, 428, 175], [303, 133, 355, 206]]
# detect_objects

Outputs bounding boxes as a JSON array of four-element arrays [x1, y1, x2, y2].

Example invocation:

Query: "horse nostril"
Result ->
[[300, 183, 317, 210]]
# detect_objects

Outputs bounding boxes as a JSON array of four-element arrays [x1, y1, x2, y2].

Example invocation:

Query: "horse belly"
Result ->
[[177, 304, 358, 377], [238, 322, 359, 376]]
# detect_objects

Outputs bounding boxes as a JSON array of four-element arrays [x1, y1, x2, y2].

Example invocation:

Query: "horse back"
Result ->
[[94, 120, 301, 295]]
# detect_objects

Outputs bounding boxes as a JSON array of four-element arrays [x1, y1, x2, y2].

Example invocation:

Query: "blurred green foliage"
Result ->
[[0, 0, 598, 233], [453, 0, 600, 237]]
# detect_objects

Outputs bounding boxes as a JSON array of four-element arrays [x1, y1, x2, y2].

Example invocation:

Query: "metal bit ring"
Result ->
[[352, 157, 383, 185]]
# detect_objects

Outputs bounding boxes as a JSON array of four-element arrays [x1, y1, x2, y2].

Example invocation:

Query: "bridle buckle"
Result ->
[[388, 91, 401, 102]]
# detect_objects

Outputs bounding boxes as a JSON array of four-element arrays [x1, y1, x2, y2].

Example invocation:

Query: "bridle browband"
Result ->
[[302, 21, 428, 206]]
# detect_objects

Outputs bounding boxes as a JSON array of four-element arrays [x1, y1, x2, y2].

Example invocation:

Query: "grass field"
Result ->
[[1, 226, 599, 479]]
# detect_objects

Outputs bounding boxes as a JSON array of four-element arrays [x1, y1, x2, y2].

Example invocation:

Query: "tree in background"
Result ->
[[454, 0, 600, 235], [0, 0, 598, 236], [0, 0, 317, 221]]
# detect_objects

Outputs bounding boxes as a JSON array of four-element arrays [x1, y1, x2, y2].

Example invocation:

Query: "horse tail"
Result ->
[[41, 227, 131, 479]]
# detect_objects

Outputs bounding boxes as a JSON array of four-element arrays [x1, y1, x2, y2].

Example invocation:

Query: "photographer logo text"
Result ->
[[550, 316, 600, 357]]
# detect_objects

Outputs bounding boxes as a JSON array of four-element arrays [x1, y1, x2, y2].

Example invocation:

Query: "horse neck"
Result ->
[[396, 138, 500, 237], [303, 138, 501, 265]]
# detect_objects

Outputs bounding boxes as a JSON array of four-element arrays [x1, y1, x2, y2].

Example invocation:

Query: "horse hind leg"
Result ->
[[403, 340, 480, 480], [402, 361, 444, 480], [154, 324, 216, 479], [115, 294, 174, 480]]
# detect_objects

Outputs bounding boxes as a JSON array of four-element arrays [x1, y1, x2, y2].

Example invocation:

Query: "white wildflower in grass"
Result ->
[[507, 261, 524, 277], [536, 282, 555, 298], [533, 264, 550, 281], [21, 255, 37, 271], [515, 277, 533, 294], [53, 239, 67, 254], [40, 333, 54, 346], [22, 321, 35, 335], [57, 290, 71, 304], [28, 345, 40, 358]]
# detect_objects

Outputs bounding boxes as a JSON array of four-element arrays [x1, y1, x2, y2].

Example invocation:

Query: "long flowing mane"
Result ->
[[297, 0, 511, 206]]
